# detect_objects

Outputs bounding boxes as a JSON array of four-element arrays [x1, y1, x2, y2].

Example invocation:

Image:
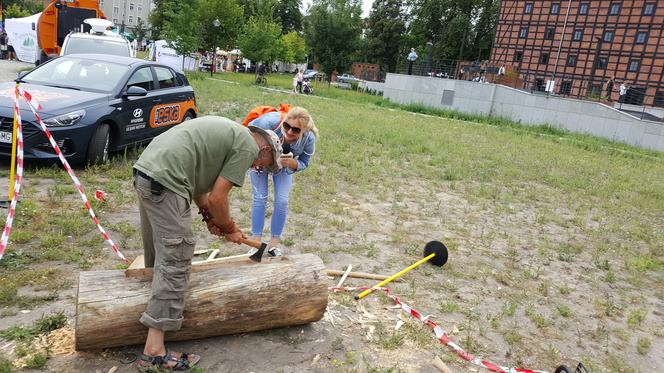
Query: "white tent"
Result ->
[[153, 40, 197, 72], [5, 13, 41, 64]]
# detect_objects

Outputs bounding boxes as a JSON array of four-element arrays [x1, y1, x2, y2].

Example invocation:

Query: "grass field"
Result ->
[[0, 71, 662, 372]]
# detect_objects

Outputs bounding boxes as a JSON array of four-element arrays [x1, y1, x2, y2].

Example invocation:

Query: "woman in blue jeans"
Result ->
[[248, 107, 318, 256]]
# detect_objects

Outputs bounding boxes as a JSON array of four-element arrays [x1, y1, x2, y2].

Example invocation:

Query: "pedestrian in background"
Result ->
[[619, 82, 627, 103], [407, 48, 418, 75], [605, 76, 615, 101], [0, 32, 7, 60]]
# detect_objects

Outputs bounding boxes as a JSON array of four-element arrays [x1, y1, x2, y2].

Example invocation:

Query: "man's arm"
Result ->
[[207, 176, 244, 243]]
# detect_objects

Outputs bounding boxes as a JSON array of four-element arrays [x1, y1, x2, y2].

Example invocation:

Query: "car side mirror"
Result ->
[[124, 86, 148, 97]]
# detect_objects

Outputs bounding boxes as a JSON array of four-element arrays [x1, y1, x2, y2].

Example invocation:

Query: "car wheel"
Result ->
[[87, 123, 110, 165], [182, 111, 194, 122]]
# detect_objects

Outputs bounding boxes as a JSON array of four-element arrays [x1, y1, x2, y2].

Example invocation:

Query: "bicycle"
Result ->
[[255, 75, 267, 86]]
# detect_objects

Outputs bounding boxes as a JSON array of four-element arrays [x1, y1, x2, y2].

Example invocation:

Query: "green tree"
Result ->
[[275, 0, 302, 33], [160, 1, 202, 70], [237, 15, 282, 72], [197, 0, 244, 53], [304, 0, 362, 79], [133, 19, 148, 45], [365, 0, 405, 73], [280, 31, 306, 63], [149, 0, 178, 39], [406, 0, 500, 62], [2, 4, 30, 19]]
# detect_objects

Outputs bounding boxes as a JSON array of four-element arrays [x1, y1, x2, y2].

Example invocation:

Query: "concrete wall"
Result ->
[[384, 74, 664, 151]]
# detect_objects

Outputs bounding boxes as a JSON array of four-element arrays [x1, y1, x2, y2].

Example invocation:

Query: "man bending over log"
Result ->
[[132, 116, 282, 371]]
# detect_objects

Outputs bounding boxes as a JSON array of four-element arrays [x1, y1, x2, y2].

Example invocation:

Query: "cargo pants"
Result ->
[[134, 171, 196, 331]]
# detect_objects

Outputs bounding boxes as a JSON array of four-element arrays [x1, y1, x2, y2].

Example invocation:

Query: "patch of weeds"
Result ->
[[402, 321, 433, 348], [281, 238, 294, 247], [557, 284, 573, 295], [331, 350, 357, 369], [0, 312, 66, 342], [604, 270, 616, 284], [625, 254, 662, 273], [374, 322, 404, 350], [39, 232, 66, 249], [636, 337, 652, 355], [439, 301, 460, 313], [24, 351, 48, 369], [556, 304, 573, 318], [593, 296, 624, 318], [537, 279, 550, 297], [502, 301, 518, 317], [525, 304, 549, 328], [503, 329, 523, 346], [594, 258, 610, 270], [557, 243, 582, 262], [110, 220, 136, 238], [0, 357, 12, 373], [626, 308, 646, 329], [10, 230, 36, 244]]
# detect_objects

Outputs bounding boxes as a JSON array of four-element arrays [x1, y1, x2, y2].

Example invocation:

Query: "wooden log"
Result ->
[[76, 254, 328, 350]]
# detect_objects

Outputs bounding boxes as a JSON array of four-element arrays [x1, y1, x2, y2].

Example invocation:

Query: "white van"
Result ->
[[60, 19, 134, 58]]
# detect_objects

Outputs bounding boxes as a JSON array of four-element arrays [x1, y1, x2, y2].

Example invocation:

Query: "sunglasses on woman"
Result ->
[[282, 122, 301, 134]]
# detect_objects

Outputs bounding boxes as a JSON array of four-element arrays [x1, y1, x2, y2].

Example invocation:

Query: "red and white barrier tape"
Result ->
[[331, 286, 549, 373], [0, 86, 25, 260], [0, 87, 127, 262]]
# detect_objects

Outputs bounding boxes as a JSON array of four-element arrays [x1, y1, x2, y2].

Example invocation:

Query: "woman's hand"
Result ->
[[279, 157, 298, 170]]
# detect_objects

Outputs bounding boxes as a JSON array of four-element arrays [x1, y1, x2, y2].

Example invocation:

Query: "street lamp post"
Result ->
[[211, 18, 220, 77]]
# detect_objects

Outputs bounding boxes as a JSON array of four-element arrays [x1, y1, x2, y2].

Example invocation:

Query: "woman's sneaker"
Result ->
[[267, 247, 283, 257]]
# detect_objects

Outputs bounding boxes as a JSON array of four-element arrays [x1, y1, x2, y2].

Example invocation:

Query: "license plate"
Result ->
[[0, 131, 12, 144]]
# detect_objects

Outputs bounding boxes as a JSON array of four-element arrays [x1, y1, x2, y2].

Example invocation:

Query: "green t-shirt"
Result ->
[[134, 116, 259, 200]]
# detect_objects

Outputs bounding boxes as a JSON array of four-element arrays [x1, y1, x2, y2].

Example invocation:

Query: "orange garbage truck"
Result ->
[[36, 0, 106, 65]]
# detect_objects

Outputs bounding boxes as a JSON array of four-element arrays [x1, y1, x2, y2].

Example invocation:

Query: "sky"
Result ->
[[301, 0, 376, 18]]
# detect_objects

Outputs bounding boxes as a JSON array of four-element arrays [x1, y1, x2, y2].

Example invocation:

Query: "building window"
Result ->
[[567, 55, 577, 67], [128, 15, 134, 24], [579, 3, 589, 14], [597, 57, 608, 69], [130, 3, 135, 11], [609, 3, 620, 15], [560, 81, 572, 95], [138, 6, 143, 13], [113, 6, 119, 15], [535, 78, 545, 92], [635, 32, 648, 44], [573, 30, 583, 41], [644, 3, 656, 15], [137, 17, 142, 23], [603, 31, 614, 42], [544, 28, 555, 40], [525, 3, 533, 14], [99, 0, 104, 6], [654, 91, 664, 108], [551, 3, 561, 14], [628, 60, 640, 72], [519, 28, 528, 38], [539, 53, 550, 64], [514, 51, 524, 62], [113, 18, 119, 24]]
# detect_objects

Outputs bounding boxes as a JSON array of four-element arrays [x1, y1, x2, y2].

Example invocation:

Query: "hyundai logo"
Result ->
[[133, 109, 143, 118]]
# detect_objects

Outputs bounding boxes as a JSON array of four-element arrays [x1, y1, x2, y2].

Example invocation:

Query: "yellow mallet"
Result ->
[[355, 241, 449, 300]]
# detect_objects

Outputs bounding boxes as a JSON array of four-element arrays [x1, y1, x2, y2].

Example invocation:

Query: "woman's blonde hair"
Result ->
[[285, 107, 319, 138]]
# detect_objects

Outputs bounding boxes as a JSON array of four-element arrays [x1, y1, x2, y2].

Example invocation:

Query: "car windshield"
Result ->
[[63, 37, 130, 56], [22, 57, 129, 92]]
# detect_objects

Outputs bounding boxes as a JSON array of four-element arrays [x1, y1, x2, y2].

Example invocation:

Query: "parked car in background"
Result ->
[[2, 54, 197, 165], [60, 19, 134, 58], [337, 74, 360, 84], [303, 69, 318, 79]]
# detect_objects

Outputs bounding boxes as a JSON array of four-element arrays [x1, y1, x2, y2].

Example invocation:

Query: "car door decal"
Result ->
[[149, 99, 196, 128]]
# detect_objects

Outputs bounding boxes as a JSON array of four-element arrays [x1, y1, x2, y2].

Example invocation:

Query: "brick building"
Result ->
[[490, 1, 664, 107]]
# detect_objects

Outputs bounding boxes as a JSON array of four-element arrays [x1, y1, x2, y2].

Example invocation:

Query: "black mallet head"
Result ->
[[424, 240, 448, 267]]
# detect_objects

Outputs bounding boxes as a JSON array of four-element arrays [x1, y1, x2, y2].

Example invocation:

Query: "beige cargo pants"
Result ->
[[134, 172, 196, 331]]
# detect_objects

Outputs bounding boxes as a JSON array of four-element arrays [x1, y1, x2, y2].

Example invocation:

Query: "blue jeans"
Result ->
[[250, 169, 293, 239]]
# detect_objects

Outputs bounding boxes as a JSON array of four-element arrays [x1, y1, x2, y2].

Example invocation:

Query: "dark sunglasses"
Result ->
[[282, 122, 301, 134]]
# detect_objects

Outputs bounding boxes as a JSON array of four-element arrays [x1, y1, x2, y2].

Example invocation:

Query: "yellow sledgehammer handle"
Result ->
[[355, 253, 436, 300]]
